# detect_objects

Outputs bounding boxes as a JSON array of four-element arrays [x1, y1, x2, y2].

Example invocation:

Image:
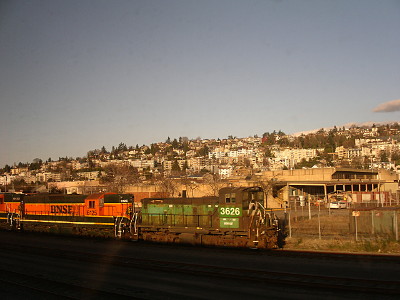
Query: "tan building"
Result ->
[[257, 167, 399, 208]]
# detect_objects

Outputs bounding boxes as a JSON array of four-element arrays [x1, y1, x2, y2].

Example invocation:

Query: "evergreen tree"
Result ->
[[172, 160, 181, 172], [171, 138, 179, 149], [100, 146, 107, 154]]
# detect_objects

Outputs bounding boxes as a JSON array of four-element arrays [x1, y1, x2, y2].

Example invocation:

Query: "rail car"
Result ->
[[139, 186, 279, 248], [0, 193, 135, 238], [0, 187, 279, 249]]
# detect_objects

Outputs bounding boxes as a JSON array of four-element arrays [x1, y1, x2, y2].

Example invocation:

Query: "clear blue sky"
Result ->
[[1, 0, 399, 167]]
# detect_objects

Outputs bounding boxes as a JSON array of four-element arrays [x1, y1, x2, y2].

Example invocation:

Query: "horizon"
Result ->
[[1, 1, 399, 166], [2, 120, 399, 167]]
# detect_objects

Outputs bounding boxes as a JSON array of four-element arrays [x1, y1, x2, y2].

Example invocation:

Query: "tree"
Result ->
[[100, 146, 108, 154], [3, 164, 11, 173], [100, 163, 140, 193], [117, 142, 127, 152], [179, 136, 189, 143], [379, 151, 389, 163], [157, 176, 179, 197], [150, 143, 160, 155], [29, 158, 43, 171], [254, 176, 279, 208], [171, 160, 181, 173], [197, 145, 209, 157], [203, 173, 226, 196], [182, 160, 189, 171], [88, 158, 95, 169], [391, 150, 400, 165], [182, 141, 190, 153], [180, 176, 199, 197], [17, 162, 26, 168], [171, 138, 179, 149], [294, 158, 319, 169]]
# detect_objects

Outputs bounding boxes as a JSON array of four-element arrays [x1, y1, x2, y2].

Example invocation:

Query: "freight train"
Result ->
[[0, 187, 279, 249]]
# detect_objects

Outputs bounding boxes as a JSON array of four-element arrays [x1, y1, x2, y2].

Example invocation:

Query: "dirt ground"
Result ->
[[281, 210, 400, 254]]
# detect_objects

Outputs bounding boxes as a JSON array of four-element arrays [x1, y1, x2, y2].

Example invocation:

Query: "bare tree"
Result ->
[[254, 175, 279, 208], [157, 176, 179, 197], [203, 173, 227, 196], [180, 176, 199, 197], [101, 163, 140, 193]]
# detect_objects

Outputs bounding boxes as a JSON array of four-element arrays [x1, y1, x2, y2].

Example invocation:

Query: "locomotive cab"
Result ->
[[218, 186, 266, 230], [84, 194, 103, 216], [0, 194, 4, 211], [219, 186, 265, 209], [217, 187, 277, 248]]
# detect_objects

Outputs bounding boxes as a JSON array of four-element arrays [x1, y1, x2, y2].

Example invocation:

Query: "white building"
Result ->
[[218, 166, 232, 179], [272, 148, 319, 168]]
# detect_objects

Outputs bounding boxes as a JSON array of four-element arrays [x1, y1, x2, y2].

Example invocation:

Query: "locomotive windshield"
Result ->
[[224, 193, 236, 203], [242, 190, 264, 210]]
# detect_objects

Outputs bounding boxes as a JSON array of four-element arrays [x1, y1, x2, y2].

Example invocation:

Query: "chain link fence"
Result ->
[[276, 192, 400, 242]]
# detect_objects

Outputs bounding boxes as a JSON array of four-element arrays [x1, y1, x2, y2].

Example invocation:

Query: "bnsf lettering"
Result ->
[[50, 205, 73, 214]]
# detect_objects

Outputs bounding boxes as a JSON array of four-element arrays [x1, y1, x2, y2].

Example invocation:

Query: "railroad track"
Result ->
[[0, 242, 399, 298], [0, 268, 137, 300]]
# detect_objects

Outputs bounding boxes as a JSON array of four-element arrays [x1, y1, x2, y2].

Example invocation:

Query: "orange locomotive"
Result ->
[[0, 193, 136, 239], [0, 193, 24, 230]]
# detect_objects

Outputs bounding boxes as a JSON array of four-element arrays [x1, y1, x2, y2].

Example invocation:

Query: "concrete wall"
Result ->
[[261, 168, 335, 182], [378, 169, 398, 181]]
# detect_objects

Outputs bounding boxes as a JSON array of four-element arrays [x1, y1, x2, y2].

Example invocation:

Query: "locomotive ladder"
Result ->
[[129, 212, 139, 239], [114, 217, 123, 238], [6, 212, 21, 230]]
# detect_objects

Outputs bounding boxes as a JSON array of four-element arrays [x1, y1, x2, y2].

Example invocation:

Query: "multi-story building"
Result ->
[[272, 148, 319, 168], [77, 171, 100, 181], [187, 157, 211, 172], [10, 167, 29, 175], [36, 172, 62, 182], [336, 146, 362, 159], [218, 166, 232, 179], [129, 159, 155, 169]]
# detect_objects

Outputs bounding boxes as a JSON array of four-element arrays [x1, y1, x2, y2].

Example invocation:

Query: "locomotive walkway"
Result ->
[[0, 231, 399, 299]]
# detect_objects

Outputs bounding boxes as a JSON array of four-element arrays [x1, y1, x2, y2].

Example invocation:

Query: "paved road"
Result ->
[[0, 231, 399, 299]]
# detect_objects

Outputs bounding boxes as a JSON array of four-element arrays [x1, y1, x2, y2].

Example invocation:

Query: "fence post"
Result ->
[[394, 211, 398, 241], [352, 210, 360, 242], [318, 204, 321, 240], [371, 210, 375, 235], [355, 215, 358, 242]]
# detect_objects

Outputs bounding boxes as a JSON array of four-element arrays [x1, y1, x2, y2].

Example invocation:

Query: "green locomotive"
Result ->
[[137, 186, 279, 249]]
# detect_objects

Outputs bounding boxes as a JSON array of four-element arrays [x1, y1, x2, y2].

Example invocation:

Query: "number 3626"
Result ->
[[220, 207, 240, 216]]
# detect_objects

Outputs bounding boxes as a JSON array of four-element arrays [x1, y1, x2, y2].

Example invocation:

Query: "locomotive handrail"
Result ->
[[141, 212, 212, 228], [129, 212, 139, 237]]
